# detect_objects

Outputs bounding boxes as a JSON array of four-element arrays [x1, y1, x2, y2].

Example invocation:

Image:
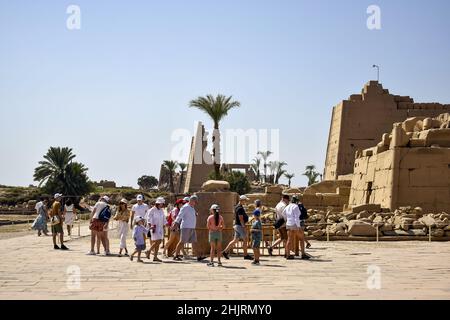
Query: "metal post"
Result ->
[[376, 225, 379, 243], [78, 220, 80, 237], [429, 225, 432, 242], [326, 224, 329, 242]]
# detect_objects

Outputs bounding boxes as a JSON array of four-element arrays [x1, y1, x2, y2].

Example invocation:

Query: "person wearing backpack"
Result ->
[[298, 202, 311, 249], [87, 195, 111, 256]]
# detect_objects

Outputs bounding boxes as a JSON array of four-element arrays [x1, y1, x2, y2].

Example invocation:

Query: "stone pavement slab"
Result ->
[[0, 228, 449, 300]]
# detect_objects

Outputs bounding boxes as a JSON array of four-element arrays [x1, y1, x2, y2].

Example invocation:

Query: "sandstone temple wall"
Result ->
[[324, 81, 450, 180], [348, 114, 450, 213]]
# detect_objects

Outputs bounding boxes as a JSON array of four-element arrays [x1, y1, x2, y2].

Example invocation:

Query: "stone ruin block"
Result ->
[[351, 203, 382, 214]]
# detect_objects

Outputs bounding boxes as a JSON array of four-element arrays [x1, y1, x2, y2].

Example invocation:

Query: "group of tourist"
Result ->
[[32, 191, 312, 266], [31, 193, 79, 250]]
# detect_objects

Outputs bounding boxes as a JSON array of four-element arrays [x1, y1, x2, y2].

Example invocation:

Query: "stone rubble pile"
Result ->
[[245, 204, 450, 239]]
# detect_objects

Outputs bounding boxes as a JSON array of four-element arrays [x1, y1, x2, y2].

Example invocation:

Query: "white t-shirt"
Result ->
[[35, 201, 43, 213], [132, 203, 149, 219], [284, 203, 301, 228], [92, 201, 108, 219], [275, 201, 287, 220]]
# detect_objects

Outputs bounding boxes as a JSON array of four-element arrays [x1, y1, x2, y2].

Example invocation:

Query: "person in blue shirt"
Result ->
[[251, 200, 263, 265]]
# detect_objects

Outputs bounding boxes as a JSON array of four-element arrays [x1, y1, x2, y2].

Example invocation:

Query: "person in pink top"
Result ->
[[206, 204, 225, 267]]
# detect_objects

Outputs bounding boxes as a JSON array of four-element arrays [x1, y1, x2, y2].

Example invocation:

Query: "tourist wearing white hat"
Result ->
[[130, 216, 149, 263], [87, 195, 111, 256], [50, 193, 68, 250], [145, 197, 165, 262], [130, 194, 149, 230], [206, 204, 225, 267], [222, 195, 253, 260], [113, 198, 130, 257], [172, 195, 207, 262]]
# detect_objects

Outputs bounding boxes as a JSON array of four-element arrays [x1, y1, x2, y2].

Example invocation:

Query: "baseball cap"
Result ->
[[54, 193, 62, 199], [136, 195, 144, 201], [134, 216, 144, 223], [102, 195, 110, 202], [119, 198, 128, 204], [189, 195, 198, 201], [210, 204, 220, 211], [183, 196, 190, 202], [239, 195, 249, 201]]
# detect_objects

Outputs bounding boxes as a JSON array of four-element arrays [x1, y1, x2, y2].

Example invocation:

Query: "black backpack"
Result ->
[[299, 204, 308, 220], [98, 205, 112, 222]]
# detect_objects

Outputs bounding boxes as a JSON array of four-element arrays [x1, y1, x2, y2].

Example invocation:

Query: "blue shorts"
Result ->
[[252, 239, 261, 249], [135, 244, 146, 251]]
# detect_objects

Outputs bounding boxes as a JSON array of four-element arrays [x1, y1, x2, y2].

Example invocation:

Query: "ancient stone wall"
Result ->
[[324, 81, 450, 180], [348, 114, 450, 213], [183, 122, 214, 194]]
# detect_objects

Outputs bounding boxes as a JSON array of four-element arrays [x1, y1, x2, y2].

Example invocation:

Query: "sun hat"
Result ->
[[134, 216, 144, 223], [119, 198, 128, 204], [210, 204, 220, 211], [136, 194, 144, 201], [239, 195, 249, 201], [155, 197, 165, 205]]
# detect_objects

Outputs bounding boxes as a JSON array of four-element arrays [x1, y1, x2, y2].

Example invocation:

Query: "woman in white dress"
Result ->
[[145, 197, 166, 262], [63, 199, 77, 236]]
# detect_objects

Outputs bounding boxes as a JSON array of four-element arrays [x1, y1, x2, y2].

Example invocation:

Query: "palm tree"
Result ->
[[250, 157, 261, 182], [33, 147, 92, 196], [178, 163, 187, 193], [274, 161, 287, 184], [163, 160, 178, 193], [257, 151, 273, 183], [189, 94, 240, 178], [303, 165, 321, 186], [268, 161, 278, 184], [284, 173, 295, 187]]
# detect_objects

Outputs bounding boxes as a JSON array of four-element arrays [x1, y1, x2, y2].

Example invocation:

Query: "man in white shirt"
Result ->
[[268, 194, 290, 256], [172, 195, 207, 262], [130, 194, 149, 230], [285, 196, 310, 260]]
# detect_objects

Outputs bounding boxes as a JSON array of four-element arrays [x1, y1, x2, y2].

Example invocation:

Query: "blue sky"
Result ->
[[1, 0, 449, 188]]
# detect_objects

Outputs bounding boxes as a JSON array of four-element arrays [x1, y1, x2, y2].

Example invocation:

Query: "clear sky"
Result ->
[[1, 0, 449, 188]]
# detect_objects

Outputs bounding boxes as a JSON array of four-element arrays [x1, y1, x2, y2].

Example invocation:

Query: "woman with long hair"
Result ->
[[114, 199, 130, 256], [206, 204, 225, 267]]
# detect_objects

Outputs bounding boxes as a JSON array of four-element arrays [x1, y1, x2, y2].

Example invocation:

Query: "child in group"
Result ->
[[250, 206, 263, 265], [130, 217, 148, 263], [206, 204, 225, 267]]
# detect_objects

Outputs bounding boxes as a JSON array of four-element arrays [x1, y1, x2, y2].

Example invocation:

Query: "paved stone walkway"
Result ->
[[0, 225, 449, 300]]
